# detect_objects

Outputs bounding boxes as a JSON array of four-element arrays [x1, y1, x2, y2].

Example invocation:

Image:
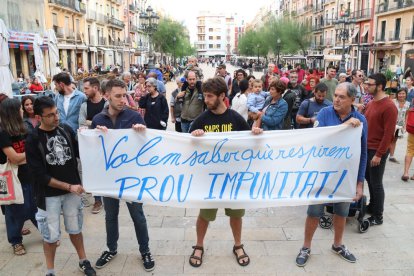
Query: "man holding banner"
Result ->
[[91, 79, 155, 272], [188, 77, 263, 268], [295, 82, 367, 267]]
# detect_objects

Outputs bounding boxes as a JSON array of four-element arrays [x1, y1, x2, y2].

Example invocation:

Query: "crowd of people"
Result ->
[[0, 55, 413, 275]]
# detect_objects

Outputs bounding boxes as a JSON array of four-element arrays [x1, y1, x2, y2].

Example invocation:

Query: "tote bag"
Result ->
[[0, 162, 24, 205]]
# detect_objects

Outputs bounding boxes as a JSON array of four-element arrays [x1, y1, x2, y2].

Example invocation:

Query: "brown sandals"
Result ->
[[189, 245, 204, 267], [233, 244, 250, 266], [13, 243, 26, 256]]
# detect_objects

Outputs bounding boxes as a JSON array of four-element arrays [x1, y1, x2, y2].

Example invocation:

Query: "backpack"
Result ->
[[282, 90, 296, 129]]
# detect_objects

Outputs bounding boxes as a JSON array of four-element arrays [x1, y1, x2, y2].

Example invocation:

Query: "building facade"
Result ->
[[0, 0, 49, 80]]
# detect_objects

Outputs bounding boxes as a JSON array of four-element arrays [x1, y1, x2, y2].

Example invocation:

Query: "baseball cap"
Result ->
[[217, 64, 226, 69]]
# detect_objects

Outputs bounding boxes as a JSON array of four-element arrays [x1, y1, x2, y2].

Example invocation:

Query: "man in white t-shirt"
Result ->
[[52, 72, 86, 133]]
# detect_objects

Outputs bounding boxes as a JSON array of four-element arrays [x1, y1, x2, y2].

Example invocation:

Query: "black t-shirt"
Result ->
[[190, 109, 250, 133], [37, 125, 80, 197], [0, 130, 32, 184], [86, 98, 106, 120]]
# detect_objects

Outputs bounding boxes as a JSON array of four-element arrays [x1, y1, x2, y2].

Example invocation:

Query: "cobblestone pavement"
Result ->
[[1, 64, 413, 275]]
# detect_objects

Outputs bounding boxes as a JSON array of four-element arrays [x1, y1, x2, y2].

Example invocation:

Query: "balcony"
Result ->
[[406, 29, 414, 40], [96, 13, 107, 24], [375, 33, 386, 43], [98, 37, 107, 45], [312, 24, 323, 32], [108, 16, 125, 29], [130, 24, 139, 33], [313, 4, 324, 13], [88, 35, 95, 45], [124, 37, 132, 44], [48, 0, 86, 14], [66, 29, 75, 41], [53, 25, 64, 38], [351, 8, 371, 21], [388, 30, 400, 42], [376, 0, 414, 14], [87, 10, 96, 21], [76, 33, 82, 41]]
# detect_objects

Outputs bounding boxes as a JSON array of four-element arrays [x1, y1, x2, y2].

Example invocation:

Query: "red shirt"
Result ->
[[365, 96, 398, 157], [29, 83, 43, 92]]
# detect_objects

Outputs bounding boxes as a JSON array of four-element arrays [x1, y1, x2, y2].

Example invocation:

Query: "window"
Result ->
[[75, 19, 80, 33], [52, 13, 58, 26], [64, 16, 69, 33], [209, 28, 213, 32], [380, 21, 386, 40], [395, 18, 401, 40], [390, 55, 395, 65], [217, 36, 221, 40], [216, 44, 220, 48], [209, 44, 213, 48], [209, 36, 213, 40]]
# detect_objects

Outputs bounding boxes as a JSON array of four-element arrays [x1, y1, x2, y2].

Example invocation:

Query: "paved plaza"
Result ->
[[0, 64, 414, 275]]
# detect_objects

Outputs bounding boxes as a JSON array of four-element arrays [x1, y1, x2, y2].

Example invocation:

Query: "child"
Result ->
[[247, 79, 269, 121]]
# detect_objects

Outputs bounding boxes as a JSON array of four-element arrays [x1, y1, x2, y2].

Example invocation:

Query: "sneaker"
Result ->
[[295, 247, 310, 267], [91, 201, 103, 214], [368, 215, 383, 226], [79, 260, 96, 276], [95, 251, 117, 268], [331, 245, 356, 263], [45, 274, 55, 276], [142, 252, 155, 272], [389, 157, 399, 163]]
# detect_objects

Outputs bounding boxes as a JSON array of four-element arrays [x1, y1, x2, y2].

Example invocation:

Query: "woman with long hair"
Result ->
[[21, 95, 39, 133], [390, 88, 410, 165], [0, 98, 37, 255], [133, 72, 147, 118]]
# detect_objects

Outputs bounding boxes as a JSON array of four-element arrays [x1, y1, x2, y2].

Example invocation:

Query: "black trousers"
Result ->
[[365, 149, 389, 216]]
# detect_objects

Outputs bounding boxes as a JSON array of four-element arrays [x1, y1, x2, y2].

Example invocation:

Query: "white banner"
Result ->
[[79, 125, 362, 208]]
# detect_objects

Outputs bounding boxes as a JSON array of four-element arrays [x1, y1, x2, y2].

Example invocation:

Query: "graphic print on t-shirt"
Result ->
[[45, 134, 72, 165], [204, 123, 233, 132]]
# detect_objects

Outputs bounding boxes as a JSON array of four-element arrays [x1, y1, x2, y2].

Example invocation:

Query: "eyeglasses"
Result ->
[[41, 112, 59, 119]]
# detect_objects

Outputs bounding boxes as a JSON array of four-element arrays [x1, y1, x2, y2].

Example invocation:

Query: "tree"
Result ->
[[238, 29, 269, 58], [152, 18, 194, 61]]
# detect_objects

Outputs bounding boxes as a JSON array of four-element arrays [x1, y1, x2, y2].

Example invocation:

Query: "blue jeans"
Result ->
[[181, 120, 193, 133], [103, 197, 150, 254], [36, 193, 83, 243], [5, 183, 37, 245]]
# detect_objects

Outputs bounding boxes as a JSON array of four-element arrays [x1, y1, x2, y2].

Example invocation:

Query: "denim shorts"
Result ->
[[307, 202, 351, 218], [36, 193, 83, 243]]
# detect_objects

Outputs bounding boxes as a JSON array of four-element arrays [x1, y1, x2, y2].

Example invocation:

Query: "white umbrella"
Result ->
[[47, 29, 61, 91], [33, 33, 47, 83], [0, 19, 14, 98]]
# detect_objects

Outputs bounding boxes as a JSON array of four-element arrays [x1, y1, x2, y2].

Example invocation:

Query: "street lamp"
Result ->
[[334, 15, 356, 74], [173, 36, 176, 67], [139, 6, 159, 72], [276, 39, 281, 66], [256, 44, 260, 64]]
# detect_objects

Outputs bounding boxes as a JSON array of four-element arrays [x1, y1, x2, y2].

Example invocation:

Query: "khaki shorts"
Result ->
[[407, 133, 414, 157], [199, 208, 245, 221]]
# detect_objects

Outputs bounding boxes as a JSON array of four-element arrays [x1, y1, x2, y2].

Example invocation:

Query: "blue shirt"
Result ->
[[55, 89, 86, 132], [91, 106, 145, 129], [297, 98, 332, 128], [316, 105, 367, 182]]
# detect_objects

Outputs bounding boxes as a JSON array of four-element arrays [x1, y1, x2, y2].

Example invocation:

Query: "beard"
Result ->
[[206, 98, 221, 111]]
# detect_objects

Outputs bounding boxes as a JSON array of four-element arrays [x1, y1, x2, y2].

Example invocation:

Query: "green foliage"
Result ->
[[152, 18, 193, 58], [238, 17, 312, 58], [384, 68, 395, 81]]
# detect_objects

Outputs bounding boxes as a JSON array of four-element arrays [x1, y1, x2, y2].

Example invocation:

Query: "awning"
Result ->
[[8, 42, 47, 50], [331, 46, 350, 50], [89, 46, 97, 52], [371, 45, 402, 51], [75, 44, 88, 50], [362, 26, 370, 37], [97, 47, 111, 51], [307, 54, 324, 59], [57, 43, 76, 50], [351, 29, 360, 39]]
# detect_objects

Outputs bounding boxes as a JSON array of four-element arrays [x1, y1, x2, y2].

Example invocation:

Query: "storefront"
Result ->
[[8, 31, 48, 79]]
